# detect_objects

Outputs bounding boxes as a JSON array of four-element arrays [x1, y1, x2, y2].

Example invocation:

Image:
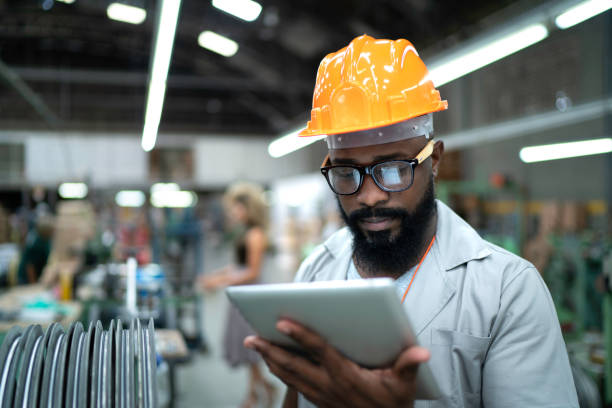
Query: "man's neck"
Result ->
[[355, 211, 438, 279]]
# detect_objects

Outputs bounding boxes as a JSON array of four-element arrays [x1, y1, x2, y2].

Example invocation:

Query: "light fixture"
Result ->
[[115, 190, 146, 207], [212, 0, 262, 22], [150, 182, 180, 194], [107, 3, 147, 24], [428, 24, 548, 87], [151, 190, 197, 208], [58, 182, 88, 199], [519, 137, 612, 163], [141, 0, 182, 152], [55, 0, 75, 4], [197, 31, 238, 57], [555, 0, 612, 29], [268, 129, 326, 158]]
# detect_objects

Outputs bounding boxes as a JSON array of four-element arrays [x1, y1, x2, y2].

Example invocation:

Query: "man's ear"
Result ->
[[431, 140, 444, 178]]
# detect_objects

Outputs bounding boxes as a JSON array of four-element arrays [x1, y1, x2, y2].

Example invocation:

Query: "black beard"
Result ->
[[338, 178, 436, 277]]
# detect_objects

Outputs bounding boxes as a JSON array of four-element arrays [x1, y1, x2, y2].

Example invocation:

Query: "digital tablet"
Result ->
[[226, 278, 440, 400]]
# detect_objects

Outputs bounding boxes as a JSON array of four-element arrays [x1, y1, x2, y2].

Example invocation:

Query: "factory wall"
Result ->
[[434, 11, 611, 202], [0, 131, 324, 188]]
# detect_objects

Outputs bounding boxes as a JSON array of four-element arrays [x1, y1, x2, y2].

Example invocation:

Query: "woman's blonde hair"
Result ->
[[223, 182, 269, 231]]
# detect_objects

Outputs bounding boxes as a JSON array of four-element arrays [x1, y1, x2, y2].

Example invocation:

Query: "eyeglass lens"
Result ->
[[328, 168, 361, 194]]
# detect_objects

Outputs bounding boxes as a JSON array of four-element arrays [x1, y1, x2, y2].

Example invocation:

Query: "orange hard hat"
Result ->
[[299, 34, 447, 138]]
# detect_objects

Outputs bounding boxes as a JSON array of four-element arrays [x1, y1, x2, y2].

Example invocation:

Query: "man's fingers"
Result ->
[[264, 359, 329, 406], [393, 346, 430, 377], [276, 319, 344, 366], [276, 318, 368, 400], [245, 335, 333, 405], [244, 335, 326, 384]]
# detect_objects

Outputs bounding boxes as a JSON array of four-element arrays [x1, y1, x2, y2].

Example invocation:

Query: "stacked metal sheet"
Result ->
[[0, 319, 157, 407]]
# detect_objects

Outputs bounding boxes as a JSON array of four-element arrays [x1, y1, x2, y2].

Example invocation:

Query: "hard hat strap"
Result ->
[[326, 114, 433, 150]]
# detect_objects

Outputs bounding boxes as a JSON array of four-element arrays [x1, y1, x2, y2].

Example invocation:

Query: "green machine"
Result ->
[[603, 252, 612, 404]]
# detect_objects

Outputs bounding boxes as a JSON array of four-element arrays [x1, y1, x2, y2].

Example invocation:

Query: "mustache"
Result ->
[[346, 207, 409, 225]]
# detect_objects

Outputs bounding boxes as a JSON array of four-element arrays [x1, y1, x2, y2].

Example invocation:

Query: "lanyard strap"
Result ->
[[400, 235, 436, 304]]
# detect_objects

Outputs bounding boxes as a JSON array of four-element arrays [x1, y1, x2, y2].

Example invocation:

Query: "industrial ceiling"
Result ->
[[0, 0, 544, 136]]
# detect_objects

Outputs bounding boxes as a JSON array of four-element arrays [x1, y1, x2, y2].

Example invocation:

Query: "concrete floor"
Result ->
[[172, 241, 289, 408]]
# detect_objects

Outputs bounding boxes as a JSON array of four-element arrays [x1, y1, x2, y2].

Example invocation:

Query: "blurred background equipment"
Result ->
[[0, 0, 610, 406], [0, 319, 159, 408]]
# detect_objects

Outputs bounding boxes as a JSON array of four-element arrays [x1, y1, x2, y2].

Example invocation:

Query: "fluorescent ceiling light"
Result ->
[[428, 24, 548, 87], [151, 190, 197, 208], [150, 182, 180, 194], [141, 0, 182, 152], [115, 190, 146, 207], [107, 3, 147, 24], [268, 129, 326, 158], [58, 182, 88, 199], [198, 31, 238, 57], [56, 0, 75, 4], [555, 0, 612, 29], [212, 0, 262, 22], [519, 137, 612, 163]]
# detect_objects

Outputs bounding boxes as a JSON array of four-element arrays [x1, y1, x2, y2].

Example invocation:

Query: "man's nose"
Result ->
[[356, 174, 389, 207]]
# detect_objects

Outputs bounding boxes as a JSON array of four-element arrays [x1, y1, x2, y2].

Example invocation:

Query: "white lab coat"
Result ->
[[294, 200, 579, 407]]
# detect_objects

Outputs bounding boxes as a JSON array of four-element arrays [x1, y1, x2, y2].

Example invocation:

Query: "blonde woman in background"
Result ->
[[200, 182, 276, 408]]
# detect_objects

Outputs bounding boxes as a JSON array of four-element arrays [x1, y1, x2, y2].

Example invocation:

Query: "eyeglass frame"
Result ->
[[320, 140, 435, 195]]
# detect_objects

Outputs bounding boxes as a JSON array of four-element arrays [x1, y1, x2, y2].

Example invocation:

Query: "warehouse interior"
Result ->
[[0, 0, 611, 406]]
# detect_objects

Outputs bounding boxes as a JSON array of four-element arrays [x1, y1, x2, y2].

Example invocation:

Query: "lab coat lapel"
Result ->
[[402, 240, 456, 337], [402, 200, 491, 336]]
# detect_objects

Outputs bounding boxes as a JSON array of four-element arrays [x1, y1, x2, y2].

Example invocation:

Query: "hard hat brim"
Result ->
[[298, 100, 448, 138]]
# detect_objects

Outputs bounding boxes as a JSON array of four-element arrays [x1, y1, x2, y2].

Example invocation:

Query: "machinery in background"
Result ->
[[0, 318, 158, 407], [603, 252, 612, 405]]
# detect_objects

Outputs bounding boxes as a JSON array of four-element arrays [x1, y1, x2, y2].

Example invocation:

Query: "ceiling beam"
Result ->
[[0, 59, 61, 128], [11, 66, 312, 94]]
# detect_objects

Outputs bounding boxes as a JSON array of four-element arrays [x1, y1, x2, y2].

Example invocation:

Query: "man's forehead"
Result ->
[[329, 137, 428, 163]]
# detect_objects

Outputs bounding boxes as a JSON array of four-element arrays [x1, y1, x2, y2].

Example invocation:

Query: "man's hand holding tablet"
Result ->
[[226, 279, 440, 407]]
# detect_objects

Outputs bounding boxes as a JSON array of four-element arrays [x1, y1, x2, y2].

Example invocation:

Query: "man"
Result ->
[[18, 215, 53, 284], [245, 35, 578, 407]]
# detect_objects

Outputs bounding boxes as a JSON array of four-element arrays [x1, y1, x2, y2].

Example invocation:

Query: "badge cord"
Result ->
[[401, 235, 436, 304]]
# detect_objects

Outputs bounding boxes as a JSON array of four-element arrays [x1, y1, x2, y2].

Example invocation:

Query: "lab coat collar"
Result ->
[[434, 200, 492, 270]]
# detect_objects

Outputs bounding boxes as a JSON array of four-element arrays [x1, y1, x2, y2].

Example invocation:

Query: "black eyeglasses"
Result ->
[[320, 140, 434, 195]]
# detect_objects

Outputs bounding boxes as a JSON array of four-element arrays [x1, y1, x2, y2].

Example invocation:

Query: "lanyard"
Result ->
[[400, 235, 436, 304]]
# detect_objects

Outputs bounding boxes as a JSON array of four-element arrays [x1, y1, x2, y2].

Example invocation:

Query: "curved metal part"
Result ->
[[0, 326, 22, 400], [13, 325, 34, 407], [51, 330, 69, 408], [26, 326, 47, 408], [146, 319, 158, 408], [104, 320, 115, 408], [126, 326, 134, 408], [14, 324, 43, 407], [115, 320, 123, 408], [66, 322, 84, 408], [91, 321, 102, 408], [0, 326, 26, 406], [98, 323, 112, 408], [96, 331, 106, 408], [0, 318, 159, 408], [78, 322, 95, 408], [142, 323, 150, 408], [41, 323, 57, 351], [39, 324, 64, 408], [54, 321, 77, 408], [48, 333, 65, 406], [136, 319, 146, 408]]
